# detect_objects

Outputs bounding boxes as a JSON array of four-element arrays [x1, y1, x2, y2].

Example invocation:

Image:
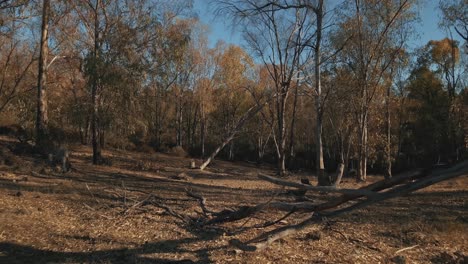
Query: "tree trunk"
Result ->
[[36, 0, 50, 149], [228, 141, 234, 161], [277, 88, 287, 176], [91, 0, 102, 165], [287, 80, 299, 168], [176, 95, 183, 146], [201, 116, 206, 158], [385, 85, 392, 178], [314, 1, 328, 186], [357, 111, 368, 181]]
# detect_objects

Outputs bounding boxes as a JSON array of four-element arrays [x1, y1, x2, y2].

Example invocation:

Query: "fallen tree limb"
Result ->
[[229, 214, 318, 251], [227, 162, 468, 251], [150, 197, 191, 224], [203, 169, 428, 226], [205, 201, 317, 225], [315, 168, 427, 211], [252, 208, 296, 229], [328, 163, 468, 217], [186, 190, 215, 217], [124, 192, 153, 214], [258, 174, 378, 197]]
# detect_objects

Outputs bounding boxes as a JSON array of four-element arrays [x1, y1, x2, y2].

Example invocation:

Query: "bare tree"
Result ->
[[339, 0, 417, 181], [36, 0, 50, 148], [216, 0, 315, 176]]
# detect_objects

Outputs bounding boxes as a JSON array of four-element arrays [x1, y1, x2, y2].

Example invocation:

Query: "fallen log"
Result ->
[[258, 174, 378, 197], [229, 163, 468, 251], [202, 169, 428, 225], [229, 214, 318, 251], [315, 168, 427, 211]]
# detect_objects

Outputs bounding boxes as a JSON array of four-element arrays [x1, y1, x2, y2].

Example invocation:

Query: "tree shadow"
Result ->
[[0, 235, 228, 263]]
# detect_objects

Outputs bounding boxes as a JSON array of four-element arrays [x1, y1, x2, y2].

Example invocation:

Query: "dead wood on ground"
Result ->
[[152, 161, 468, 252]]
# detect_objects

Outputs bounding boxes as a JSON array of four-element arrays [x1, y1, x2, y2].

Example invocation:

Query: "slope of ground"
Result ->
[[0, 136, 467, 263]]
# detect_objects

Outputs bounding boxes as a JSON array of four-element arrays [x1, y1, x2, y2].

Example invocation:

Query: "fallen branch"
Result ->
[[227, 162, 468, 251], [149, 197, 191, 224], [252, 208, 296, 229], [124, 192, 153, 214], [314, 168, 427, 211], [395, 245, 418, 254], [205, 201, 317, 225], [229, 214, 318, 251], [186, 190, 215, 217], [258, 174, 378, 197], [204, 169, 428, 226]]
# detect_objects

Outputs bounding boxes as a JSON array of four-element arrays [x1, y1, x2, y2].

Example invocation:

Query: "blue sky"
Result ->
[[193, 0, 461, 50]]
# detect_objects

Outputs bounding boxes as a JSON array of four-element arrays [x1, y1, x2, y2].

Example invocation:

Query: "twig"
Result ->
[[253, 208, 296, 229], [83, 203, 96, 211], [124, 193, 153, 214], [85, 183, 100, 204], [395, 245, 418, 254]]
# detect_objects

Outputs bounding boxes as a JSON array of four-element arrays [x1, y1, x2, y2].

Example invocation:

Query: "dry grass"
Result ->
[[0, 136, 467, 263]]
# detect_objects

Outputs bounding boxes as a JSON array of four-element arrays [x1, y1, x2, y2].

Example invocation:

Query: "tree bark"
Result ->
[[314, 0, 327, 185], [357, 111, 368, 181], [287, 80, 299, 167], [200, 114, 206, 158], [36, 0, 50, 149], [385, 84, 392, 178], [277, 87, 288, 176], [91, 0, 102, 165]]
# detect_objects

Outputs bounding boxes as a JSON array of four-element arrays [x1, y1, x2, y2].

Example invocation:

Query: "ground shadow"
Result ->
[[0, 235, 228, 264]]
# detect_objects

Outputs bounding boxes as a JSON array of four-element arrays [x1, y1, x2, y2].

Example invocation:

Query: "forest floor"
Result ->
[[0, 135, 467, 264]]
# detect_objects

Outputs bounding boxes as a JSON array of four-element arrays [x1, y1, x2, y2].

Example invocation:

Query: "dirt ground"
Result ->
[[0, 136, 467, 263]]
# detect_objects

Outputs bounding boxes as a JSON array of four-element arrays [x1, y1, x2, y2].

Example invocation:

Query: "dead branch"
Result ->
[[124, 192, 153, 214], [226, 162, 468, 251], [315, 168, 427, 211], [200, 169, 428, 226], [150, 199, 191, 224], [229, 214, 319, 251], [186, 190, 215, 217], [395, 245, 418, 254], [258, 174, 378, 197], [252, 208, 296, 229]]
